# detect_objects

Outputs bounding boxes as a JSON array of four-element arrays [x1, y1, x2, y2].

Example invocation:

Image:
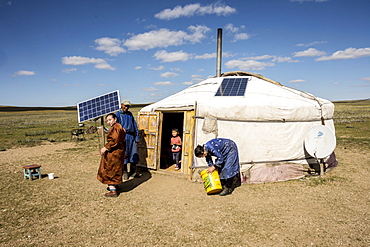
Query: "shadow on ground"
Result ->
[[116, 169, 152, 193]]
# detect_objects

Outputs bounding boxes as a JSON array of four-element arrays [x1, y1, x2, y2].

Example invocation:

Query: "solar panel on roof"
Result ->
[[77, 90, 120, 123], [215, 78, 248, 96]]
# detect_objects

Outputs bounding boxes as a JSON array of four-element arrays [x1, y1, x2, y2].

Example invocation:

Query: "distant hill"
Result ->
[[0, 103, 151, 112], [332, 99, 370, 104], [2, 100, 368, 112], [0, 106, 77, 112]]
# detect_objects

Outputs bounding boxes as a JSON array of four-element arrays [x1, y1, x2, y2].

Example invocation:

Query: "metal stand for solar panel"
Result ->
[[99, 117, 106, 148]]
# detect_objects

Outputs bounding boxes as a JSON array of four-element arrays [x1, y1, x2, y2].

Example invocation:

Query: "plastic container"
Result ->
[[200, 169, 222, 195], [48, 173, 54, 179]]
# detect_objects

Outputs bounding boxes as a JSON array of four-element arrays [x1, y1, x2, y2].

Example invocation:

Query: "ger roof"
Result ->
[[140, 71, 334, 122]]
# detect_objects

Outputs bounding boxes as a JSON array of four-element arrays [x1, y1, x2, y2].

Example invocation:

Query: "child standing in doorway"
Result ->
[[170, 128, 182, 170]]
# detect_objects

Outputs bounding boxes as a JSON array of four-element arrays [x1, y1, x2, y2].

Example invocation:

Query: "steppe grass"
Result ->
[[0, 110, 75, 150], [0, 105, 143, 151], [333, 99, 370, 151]]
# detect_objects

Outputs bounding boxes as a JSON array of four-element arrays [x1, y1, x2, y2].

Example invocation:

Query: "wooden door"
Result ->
[[181, 110, 195, 174], [137, 111, 161, 169]]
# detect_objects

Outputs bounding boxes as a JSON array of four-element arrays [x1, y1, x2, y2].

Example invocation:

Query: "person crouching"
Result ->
[[194, 138, 241, 196]]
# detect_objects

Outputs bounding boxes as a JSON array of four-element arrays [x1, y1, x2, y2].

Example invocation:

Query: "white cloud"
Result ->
[[154, 2, 236, 20], [124, 28, 186, 50], [194, 52, 233, 59], [195, 53, 216, 59], [95, 37, 126, 56], [293, 48, 326, 57], [290, 0, 328, 2], [160, 72, 179, 78], [316, 47, 370, 61], [289, 79, 305, 83], [272, 56, 299, 63], [154, 50, 192, 63], [182, 76, 204, 85], [145, 24, 157, 30], [94, 63, 115, 70], [333, 82, 340, 85], [149, 93, 163, 97], [62, 56, 106, 65], [187, 25, 211, 43], [181, 75, 204, 85], [182, 81, 194, 85], [233, 33, 250, 42], [155, 3, 200, 20], [243, 55, 298, 63], [134, 66, 142, 70], [360, 77, 370, 83], [61, 56, 114, 70], [141, 87, 158, 92], [13, 70, 35, 76], [123, 25, 210, 51], [96, 26, 210, 54], [224, 23, 250, 42], [62, 68, 77, 73], [296, 41, 327, 47], [147, 65, 165, 71], [154, 81, 174, 86], [136, 18, 147, 23], [222, 52, 234, 58], [94, 84, 105, 87], [225, 59, 275, 71], [192, 78, 204, 84], [244, 55, 275, 60], [225, 23, 239, 33]]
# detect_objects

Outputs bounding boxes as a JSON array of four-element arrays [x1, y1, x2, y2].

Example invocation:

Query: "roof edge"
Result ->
[[220, 71, 282, 86]]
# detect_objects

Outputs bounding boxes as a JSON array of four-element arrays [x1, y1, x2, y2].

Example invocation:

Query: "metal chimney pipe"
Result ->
[[216, 28, 222, 77]]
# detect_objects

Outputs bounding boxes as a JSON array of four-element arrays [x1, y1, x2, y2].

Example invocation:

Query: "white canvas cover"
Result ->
[[140, 73, 335, 176]]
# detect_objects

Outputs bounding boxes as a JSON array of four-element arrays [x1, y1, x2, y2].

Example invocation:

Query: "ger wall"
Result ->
[[193, 118, 335, 167]]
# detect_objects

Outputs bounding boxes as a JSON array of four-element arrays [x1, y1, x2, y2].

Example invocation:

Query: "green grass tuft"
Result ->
[[305, 175, 348, 187]]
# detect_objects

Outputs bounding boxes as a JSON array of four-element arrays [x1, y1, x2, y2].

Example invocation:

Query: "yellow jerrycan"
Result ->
[[200, 169, 222, 195]]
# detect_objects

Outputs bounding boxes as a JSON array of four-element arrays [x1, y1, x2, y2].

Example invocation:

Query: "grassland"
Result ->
[[0, 105, 144, 151], [0, 100, 369, 246], [332, 99, 370, 151]]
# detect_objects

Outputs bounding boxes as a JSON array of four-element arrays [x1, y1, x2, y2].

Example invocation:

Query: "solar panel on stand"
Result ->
[[77, 90, 121, 123]]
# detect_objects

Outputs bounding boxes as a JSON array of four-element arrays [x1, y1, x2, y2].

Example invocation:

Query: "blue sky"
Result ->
[[0, 0, 369, 107]]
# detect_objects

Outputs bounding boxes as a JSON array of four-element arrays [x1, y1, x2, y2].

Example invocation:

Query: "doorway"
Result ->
[[160, 112, 184, 170]]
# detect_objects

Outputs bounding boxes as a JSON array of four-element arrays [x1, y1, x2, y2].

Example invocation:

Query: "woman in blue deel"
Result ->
[[195, 138, 241, 196]]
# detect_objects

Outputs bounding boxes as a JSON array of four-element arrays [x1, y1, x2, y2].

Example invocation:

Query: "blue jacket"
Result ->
[[204, 138, 240, 180], [115, 110, 139, 143]]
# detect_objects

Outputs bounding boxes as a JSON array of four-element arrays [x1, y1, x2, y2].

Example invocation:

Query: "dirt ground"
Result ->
[[0, 141, 369, 247]]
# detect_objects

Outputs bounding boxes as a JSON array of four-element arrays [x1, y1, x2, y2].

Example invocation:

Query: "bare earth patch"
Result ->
[[0, 141, 369, 246]]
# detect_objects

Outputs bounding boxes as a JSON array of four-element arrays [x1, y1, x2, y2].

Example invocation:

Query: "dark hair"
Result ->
[[106, 113, 117, 119], [194, 145, 205, 157], [172, 128, 179, 132]]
